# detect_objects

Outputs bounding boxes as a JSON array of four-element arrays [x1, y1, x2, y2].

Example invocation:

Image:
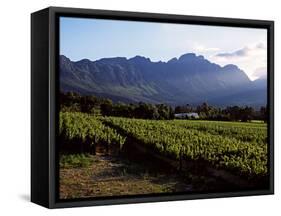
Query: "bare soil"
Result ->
[[60, 154, 194, 199]]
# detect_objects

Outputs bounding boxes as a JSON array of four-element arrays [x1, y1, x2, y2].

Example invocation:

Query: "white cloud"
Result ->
[[194, 44, 220, 52], [215, 43, 266, 60], [209, 42, 267, 81], [215, 47, 249, 58], [256, 42, 266, 49]]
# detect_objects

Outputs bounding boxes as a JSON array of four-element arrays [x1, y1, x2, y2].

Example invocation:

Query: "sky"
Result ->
[[60, 17, 267, 80]]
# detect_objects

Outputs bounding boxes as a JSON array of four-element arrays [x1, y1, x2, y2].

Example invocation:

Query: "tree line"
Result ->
[[60, 92, 268, 122], [60, 92, 174, 120], [175, 103, 267, 122]]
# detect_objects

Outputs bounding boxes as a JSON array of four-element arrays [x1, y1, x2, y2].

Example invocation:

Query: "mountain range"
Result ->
[[60, 53, 267, 107]]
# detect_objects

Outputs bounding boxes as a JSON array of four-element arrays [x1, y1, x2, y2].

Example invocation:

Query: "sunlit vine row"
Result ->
[[102, 117, 267, 178], [59, 112, 126, 149]]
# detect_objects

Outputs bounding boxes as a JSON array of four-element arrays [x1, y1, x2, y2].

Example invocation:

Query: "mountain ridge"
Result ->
[[59, 53, 266, 107]]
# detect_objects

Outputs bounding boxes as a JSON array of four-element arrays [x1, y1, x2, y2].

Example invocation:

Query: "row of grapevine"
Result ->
[[59, 112, 126, 153], [168, 120, 267, 145], [102, 117, 267, 178]]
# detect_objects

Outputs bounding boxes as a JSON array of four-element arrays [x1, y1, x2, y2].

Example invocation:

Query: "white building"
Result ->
[[174, 112, 199, 119]]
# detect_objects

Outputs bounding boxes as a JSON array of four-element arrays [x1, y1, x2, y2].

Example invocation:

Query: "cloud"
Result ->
[[209, 42, 267, 80], [216, 47, 249, 58], [215, 43, 266, 60], [256, 42, 266, 49], [194, 45, 220, 52]]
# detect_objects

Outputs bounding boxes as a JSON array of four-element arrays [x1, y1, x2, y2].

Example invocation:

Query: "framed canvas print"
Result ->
[[31, 6, 274, 208]]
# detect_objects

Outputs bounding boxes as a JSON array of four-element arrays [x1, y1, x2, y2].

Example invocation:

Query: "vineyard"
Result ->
[[102, 117, 268, 179], [59, 112, 268, 188], [59, 112, 126, 154]]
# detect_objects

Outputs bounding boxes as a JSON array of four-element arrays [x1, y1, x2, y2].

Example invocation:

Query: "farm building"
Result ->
[[174, 112, 199, 119]]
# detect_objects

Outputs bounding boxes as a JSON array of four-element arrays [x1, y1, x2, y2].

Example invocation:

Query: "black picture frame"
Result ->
[[31, 6, 274, 209]]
